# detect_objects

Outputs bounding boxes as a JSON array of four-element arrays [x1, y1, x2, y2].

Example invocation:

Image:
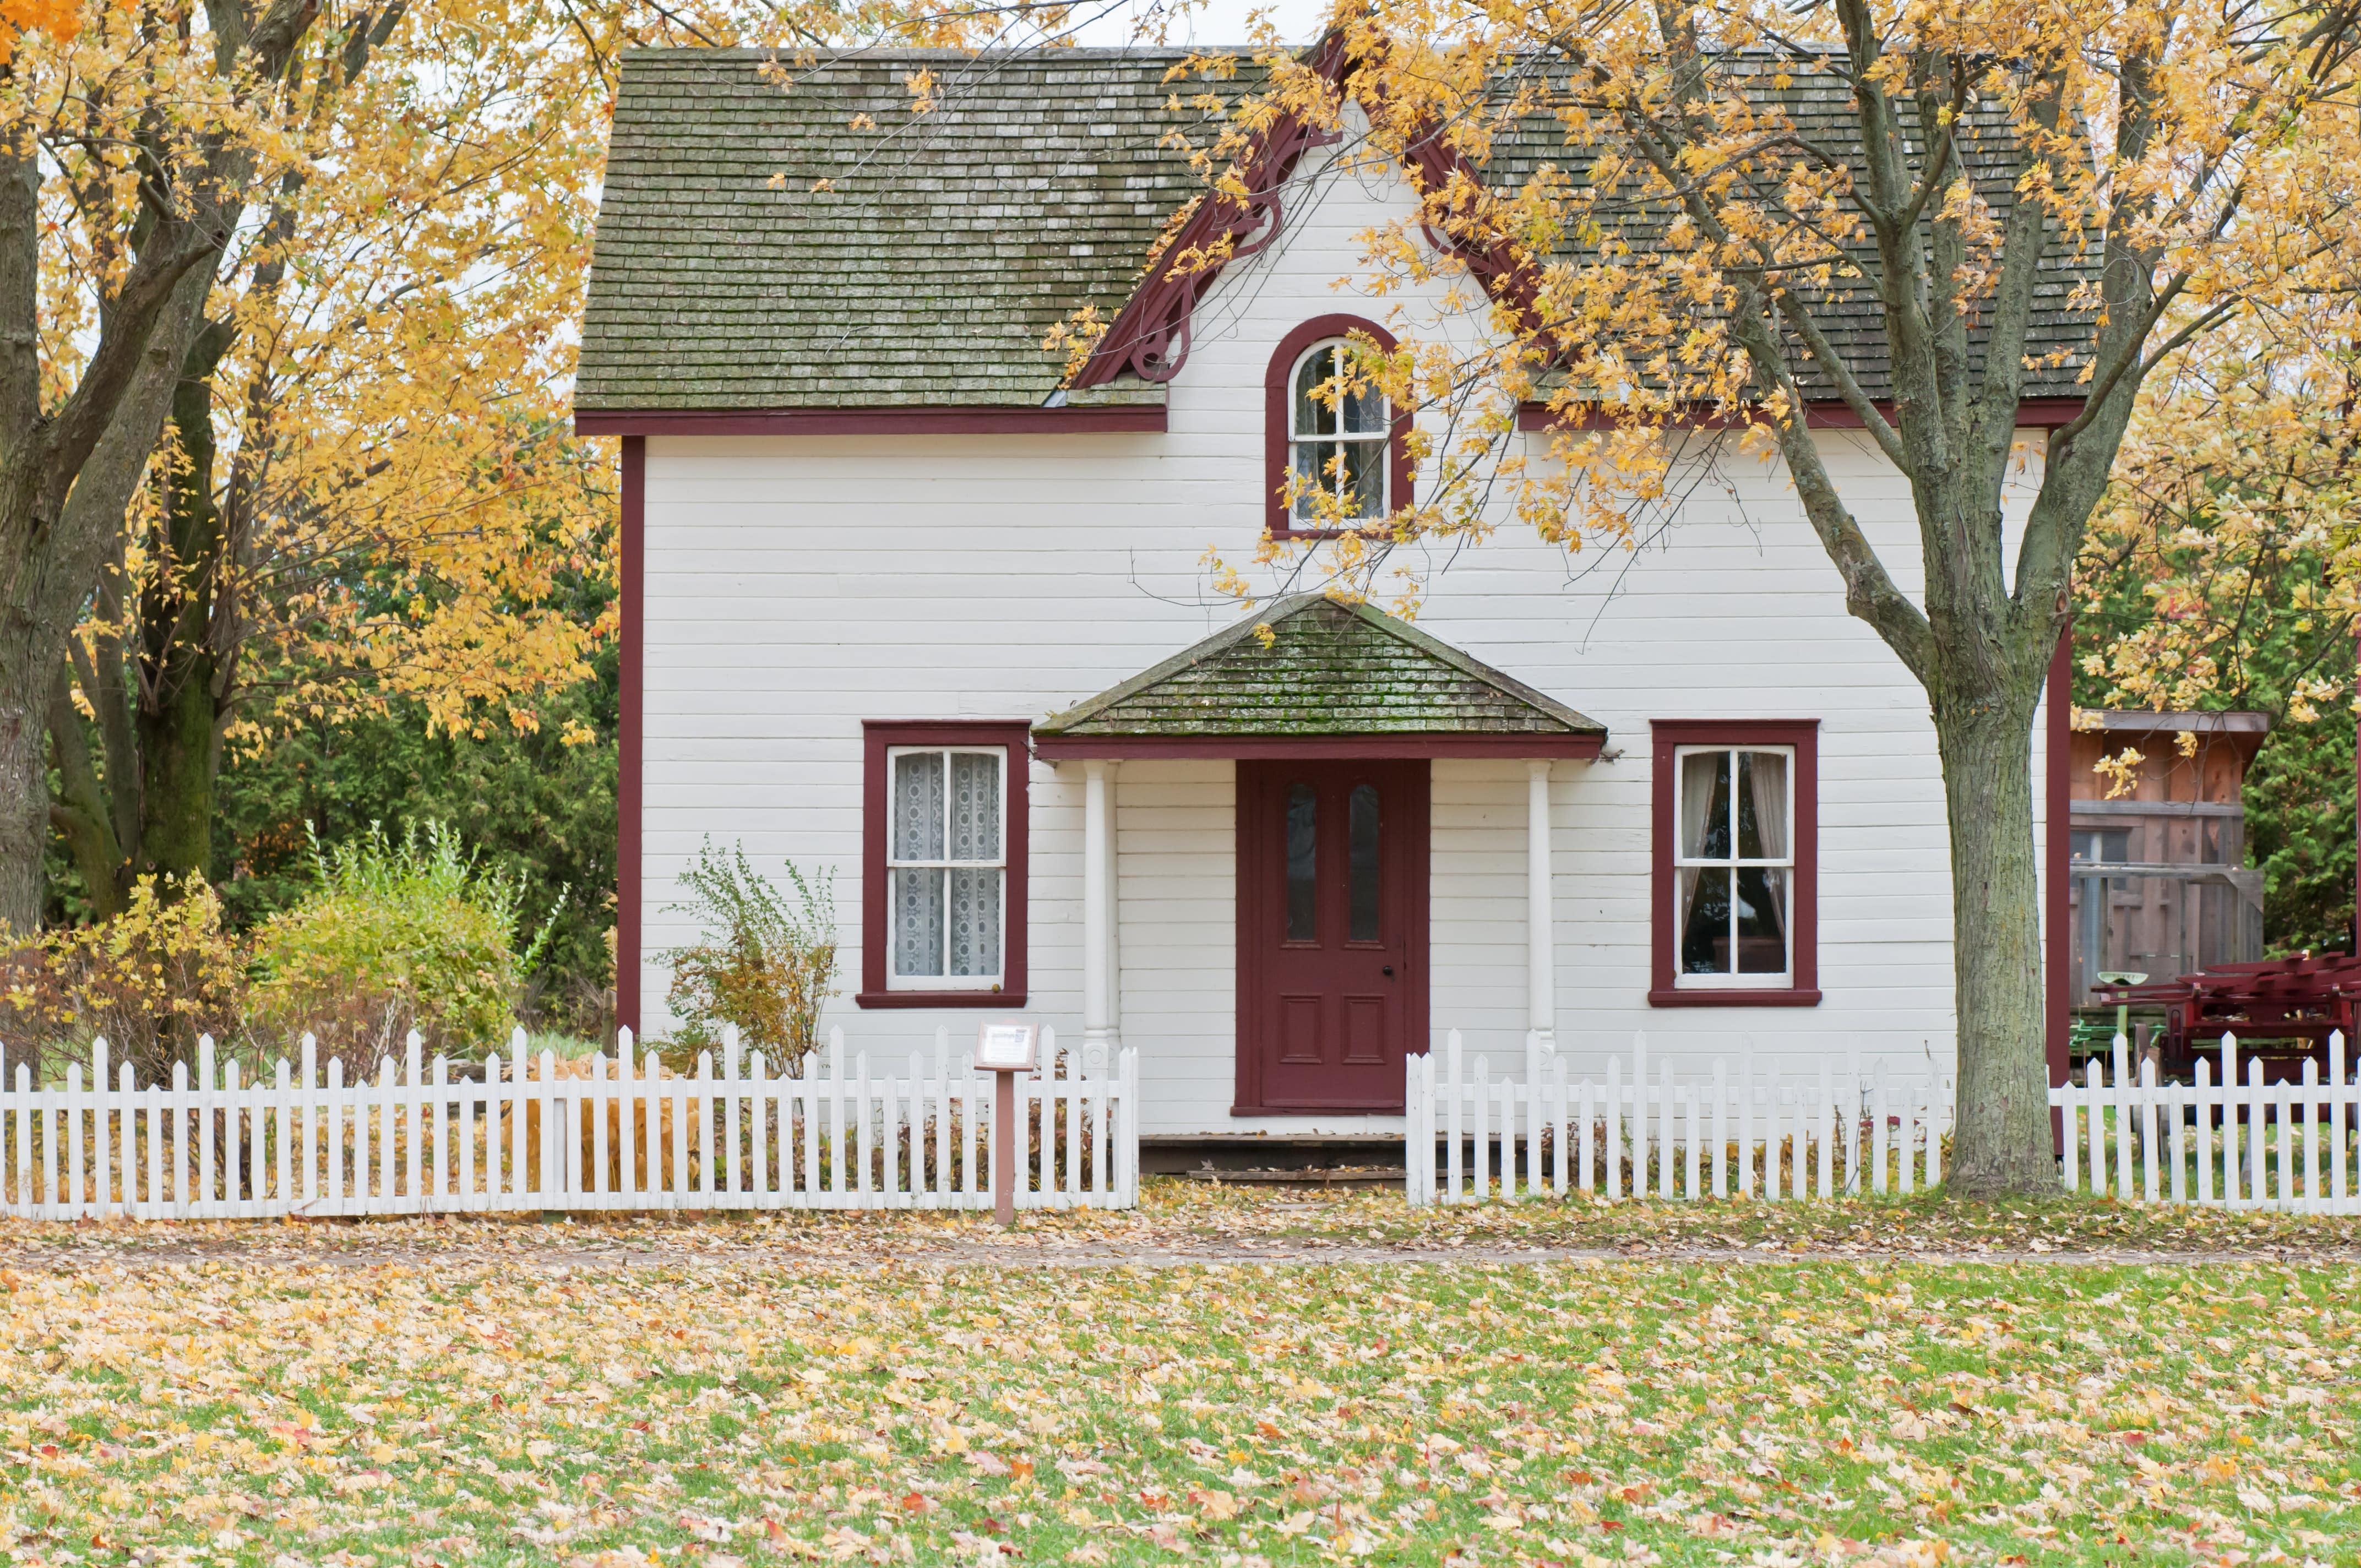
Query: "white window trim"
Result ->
[[1288, 339, 1389, 522], [885, 745, 1008, 992], [1671, 743, 1796, 989]]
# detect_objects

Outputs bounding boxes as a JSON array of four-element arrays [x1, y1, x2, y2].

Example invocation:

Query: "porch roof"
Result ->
[[1031, 595, 1606, 759]]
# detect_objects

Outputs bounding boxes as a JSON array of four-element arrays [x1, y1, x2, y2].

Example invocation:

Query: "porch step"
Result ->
[[1181, 1163, 1406, 1189]]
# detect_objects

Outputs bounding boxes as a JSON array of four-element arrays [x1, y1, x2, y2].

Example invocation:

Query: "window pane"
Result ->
[[1737, 750, 1788, 860], [948, 868, 1002, 978], [1340, 438, 1385, 518], [892, 867, 945, 977], [1291, 439, 1332, 521], [1679, 750, 1730, 860], [1342, 373, 1387, 435], [1293, 346, 1339, 437], [1285, 783, 1318, 941], [893, 752, 945, 861], [949, 751, 1000, 862], [1348, 783, 1380, 942], [1736, 866, 1788, 973], [1679, 865, 1732, 974]]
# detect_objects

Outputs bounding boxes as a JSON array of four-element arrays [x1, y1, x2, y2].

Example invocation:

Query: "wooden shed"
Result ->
[[2066, 711, 2269, 1010]]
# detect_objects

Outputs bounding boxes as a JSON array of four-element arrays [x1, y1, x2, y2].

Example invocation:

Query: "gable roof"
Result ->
[[579, 45, 2099, 418], [1031, 595, 1606, 754]]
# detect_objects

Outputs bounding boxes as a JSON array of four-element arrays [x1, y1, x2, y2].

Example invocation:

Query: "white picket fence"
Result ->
[[1406, 1031, 1953, 1206], [0, 1025, 1138, 1221], [2057, 1031, 2361, 1212]]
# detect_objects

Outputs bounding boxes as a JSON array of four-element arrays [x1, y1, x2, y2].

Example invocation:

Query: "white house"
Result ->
[[574, 44, 2083, 1145]]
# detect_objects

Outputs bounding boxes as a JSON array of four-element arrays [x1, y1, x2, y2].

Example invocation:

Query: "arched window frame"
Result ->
[[1264, 315, 1412, 539]]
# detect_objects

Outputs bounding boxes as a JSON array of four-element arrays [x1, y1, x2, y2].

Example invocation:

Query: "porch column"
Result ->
[[1527, 759, 1555, 1053], [1084, 759, 1119, 1056]]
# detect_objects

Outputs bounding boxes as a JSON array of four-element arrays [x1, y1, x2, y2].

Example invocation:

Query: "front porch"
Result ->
[[1031, 595, 1604, 1137]]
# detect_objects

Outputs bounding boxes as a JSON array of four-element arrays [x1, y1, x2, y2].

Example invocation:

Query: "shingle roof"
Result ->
[[579, 45, 2098, 413], [1481, 55, 2098, 403], [577, 48, 1227, 412], [1032, 596, 1607, 739]]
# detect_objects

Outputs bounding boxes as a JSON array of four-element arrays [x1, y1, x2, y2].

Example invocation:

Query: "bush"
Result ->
[[662, 841, 837, 1068], [249, 821, 558, 1070], [0, 875, 246, 1086]]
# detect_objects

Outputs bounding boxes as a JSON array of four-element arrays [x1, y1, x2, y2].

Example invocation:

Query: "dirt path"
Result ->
[[8, 1233, 2358, 1271]]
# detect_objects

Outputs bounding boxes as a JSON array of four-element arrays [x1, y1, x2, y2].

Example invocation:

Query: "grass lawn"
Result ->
[[2, 1190, 2357, 1566]]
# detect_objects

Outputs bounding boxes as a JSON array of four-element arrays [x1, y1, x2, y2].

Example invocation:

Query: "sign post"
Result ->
[[975, 1022, 1039, 1226]]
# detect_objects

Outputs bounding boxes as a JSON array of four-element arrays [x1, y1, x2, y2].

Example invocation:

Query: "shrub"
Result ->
[[249, 821, 559, 1070], [0, 875, 247, 1086], [662, 841, 837, 1068]]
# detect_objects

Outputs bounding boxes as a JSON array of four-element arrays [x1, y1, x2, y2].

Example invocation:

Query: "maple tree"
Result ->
[[39, 0, 617, 919], [1199, 0, 2361, 1193]]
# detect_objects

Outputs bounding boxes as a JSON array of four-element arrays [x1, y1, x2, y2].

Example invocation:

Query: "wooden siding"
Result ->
[[634, 144, 2057, 1135]]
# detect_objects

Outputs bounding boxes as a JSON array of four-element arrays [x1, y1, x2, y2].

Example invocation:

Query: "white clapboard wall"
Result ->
[[2055, 1031, 2359, 1213], [1406, 1031, 1953, 1206], [0, 1026, 1137, 1220]]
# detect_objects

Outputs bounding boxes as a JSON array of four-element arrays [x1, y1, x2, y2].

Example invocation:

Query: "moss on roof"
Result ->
[[1032, 596, 1606, 739]]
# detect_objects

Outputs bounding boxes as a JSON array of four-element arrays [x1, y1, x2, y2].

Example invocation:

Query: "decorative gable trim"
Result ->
[[1069, 34, 1352, 389]]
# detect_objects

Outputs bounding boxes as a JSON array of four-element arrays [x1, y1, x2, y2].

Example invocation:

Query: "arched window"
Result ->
[[1287, 339, 1389, 525], [1264, 315, 1408, 538]]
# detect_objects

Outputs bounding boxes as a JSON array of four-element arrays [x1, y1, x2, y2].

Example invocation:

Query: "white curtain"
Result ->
[[1745, 749, 1788, 861], [1743, 749, 1789, 958], [1677, 750, 1723, 945]]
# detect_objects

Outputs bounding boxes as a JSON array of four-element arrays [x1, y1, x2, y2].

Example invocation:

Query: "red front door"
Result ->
[[1236, 759, 1429, 1113]]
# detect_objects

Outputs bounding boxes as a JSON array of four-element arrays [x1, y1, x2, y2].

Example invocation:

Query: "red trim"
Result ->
[[1034, 733, 1602, 760], [1233, 759, 1428, 1114], [858, 721, 1032, 1010], [1264, 316, 1414, 540], [2046, 633, 2071, 1093], [617, 435, 644, 1041], [1071, 34, 1352, 389], [575, 406, 1164, 437], [1519, 397, 2087, 433], [1649, 720, 1820, 1006]]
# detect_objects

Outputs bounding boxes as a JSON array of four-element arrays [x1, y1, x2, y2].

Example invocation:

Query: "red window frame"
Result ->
[[1649, 720, 1821, 1006], [857, 720, 1031, 1009], [1265, 314, 1413, 540]]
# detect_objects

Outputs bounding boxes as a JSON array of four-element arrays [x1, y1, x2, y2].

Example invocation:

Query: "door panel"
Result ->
[[1236, 760, 1429, 1112]]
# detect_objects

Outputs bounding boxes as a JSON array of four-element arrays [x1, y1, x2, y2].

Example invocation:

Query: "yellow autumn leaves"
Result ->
[[0, 1207, 2356, 1565]]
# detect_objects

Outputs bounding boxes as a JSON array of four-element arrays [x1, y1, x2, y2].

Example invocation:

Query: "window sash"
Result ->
[[1287, 340, 1389, 521], [1669, 745, 1794, 867], [1672, 744, 1794, 986], [886, 747, 1006, 989]]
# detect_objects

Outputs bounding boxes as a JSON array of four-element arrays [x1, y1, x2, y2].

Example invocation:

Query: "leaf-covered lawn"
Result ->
[[2, 1212, 2357, 1567]]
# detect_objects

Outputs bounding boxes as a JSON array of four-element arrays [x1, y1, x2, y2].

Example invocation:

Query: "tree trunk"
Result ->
[[1932, 670, 2058, 1195], [0, 267, 215, 930], [134, 329, 233, 886]]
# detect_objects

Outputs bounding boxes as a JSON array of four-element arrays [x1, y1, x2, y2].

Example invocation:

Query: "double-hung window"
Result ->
[[859, 722, 1029, 1008], [1674, 745, 1794, 984], [1650, 720, 1819, 1004], [888, 747, 1005, 988]]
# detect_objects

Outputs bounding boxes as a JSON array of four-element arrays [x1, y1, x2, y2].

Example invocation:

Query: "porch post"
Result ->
[[1084, 759, 1117, 1056], [1527, 760, 1555, 1053], [1103, 761, 1121, 1049]]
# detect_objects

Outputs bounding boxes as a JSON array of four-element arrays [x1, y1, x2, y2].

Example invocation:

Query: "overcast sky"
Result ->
[[1059, 0, 1331, 48]]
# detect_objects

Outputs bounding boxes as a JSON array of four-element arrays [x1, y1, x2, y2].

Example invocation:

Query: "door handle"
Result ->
[[1383, 965, 1396, 978]]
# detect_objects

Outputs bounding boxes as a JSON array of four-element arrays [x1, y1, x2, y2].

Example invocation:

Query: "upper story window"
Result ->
[[1264, 315, 1408, 538], [1288, 340, 1389, 525], [1649, 720, 1821, 1006], [859, 721, 1031, 1008]]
